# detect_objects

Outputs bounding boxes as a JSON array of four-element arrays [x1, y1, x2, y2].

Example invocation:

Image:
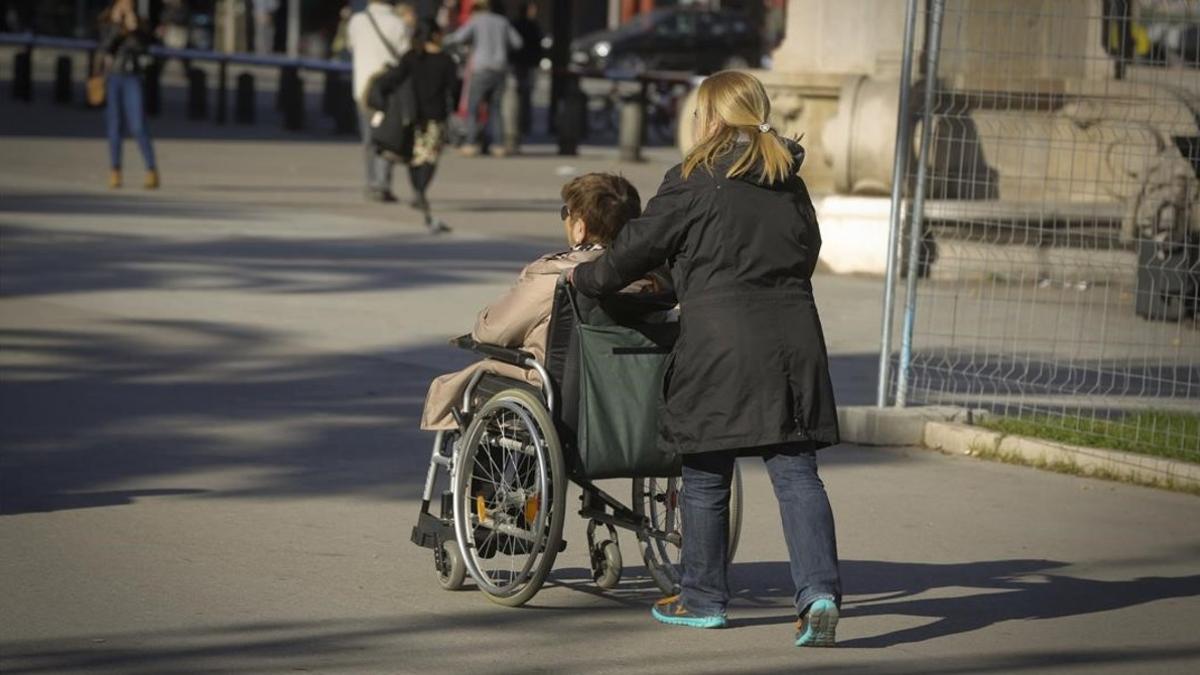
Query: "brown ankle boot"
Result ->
[[109, 169, 122, 189], [144, 170, 160, 190]]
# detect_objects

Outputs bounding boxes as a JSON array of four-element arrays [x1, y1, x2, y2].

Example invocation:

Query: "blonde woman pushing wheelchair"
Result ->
[[571, 71, 841, 647]]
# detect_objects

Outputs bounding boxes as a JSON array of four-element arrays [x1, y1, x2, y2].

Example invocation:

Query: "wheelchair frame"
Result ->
[[412, 333, 739, 605]]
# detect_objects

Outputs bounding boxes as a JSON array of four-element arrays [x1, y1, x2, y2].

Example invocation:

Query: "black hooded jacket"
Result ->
[[572, 140, 840, 455]]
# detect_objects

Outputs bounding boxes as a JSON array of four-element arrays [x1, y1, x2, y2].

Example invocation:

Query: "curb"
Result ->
[[837, 406, 1200, 492], [924, 420, 1200, 491]]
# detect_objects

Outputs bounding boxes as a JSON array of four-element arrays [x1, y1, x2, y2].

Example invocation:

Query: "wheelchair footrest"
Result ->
[[410, 511, 454, 550]]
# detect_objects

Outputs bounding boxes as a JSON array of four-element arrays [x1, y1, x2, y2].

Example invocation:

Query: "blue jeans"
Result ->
[[105, 74, 157, 171], [464, 68, 506, 147], [680, 443, 841, 617]]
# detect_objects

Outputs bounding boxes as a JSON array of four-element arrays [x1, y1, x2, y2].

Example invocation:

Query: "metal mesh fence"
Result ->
[[889, 0, 1200, 460]]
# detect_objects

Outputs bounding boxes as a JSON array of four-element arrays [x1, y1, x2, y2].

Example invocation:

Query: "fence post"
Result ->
[[876, 0, 921, 408], [279, 65, 305, 131], [187, 67, 208, 119], [144, 60, 161, 117], [329, 73, 356, 134], [894, 0, 946, 408], [215, 59, 228, 124], [235, 72, 256, 124], [12, 47, 33, 101], [53, 55, 73, 104]]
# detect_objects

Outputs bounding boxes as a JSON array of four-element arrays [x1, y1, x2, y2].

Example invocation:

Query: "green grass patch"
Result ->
[[966, 442, 1200, 497], [978, 411, 1200, 463]]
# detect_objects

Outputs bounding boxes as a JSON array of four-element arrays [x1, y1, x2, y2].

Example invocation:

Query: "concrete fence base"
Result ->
[[838, 405, 1200, 492]]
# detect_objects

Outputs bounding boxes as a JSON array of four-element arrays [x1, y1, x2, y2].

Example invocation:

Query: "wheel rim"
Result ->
[[454, 400, 550, 598], [638, 476, 682, 591]]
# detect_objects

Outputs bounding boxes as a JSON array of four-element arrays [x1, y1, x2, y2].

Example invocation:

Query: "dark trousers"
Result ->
[[680, 443, 841, 617], [105, 74, 156, 171], [514, 65, 535, 135]]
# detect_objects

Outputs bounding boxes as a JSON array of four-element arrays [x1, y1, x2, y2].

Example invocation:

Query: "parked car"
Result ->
[[571, 8, 761, 75]]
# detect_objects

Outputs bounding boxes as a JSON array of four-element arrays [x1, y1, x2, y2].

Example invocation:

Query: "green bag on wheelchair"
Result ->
[[574, 320, 681, 479]]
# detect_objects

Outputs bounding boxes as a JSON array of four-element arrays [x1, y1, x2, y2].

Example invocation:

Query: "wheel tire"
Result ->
[[452, 388, 566, 607], [436, 540, 467, 591], [633, 462, 744, 595], [593, 540, 623, 590]]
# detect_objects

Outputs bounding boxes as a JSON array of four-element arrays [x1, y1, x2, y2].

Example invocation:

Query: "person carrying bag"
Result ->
[[365, 10, 418, 164]]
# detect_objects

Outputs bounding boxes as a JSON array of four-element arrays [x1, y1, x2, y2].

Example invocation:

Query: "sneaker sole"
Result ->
[[651, 606, 727, 629], [796, 599, 838, 647]]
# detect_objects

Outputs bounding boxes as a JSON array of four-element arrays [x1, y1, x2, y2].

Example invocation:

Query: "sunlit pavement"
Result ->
[[2, 97, 1199, 674]]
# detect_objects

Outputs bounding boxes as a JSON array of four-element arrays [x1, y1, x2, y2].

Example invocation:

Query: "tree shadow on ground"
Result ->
[[0, 222, 551, 297], [0, 322, 476, 514]]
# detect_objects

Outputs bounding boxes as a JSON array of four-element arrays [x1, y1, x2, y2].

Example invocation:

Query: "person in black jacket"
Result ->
[[510, 2, 544, 136], [98, 0, 158, 190], [374, 18, 458, 231], [571, 70, 841, 646]]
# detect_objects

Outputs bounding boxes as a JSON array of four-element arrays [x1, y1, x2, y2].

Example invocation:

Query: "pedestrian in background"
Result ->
[[98, 0, 158, 190], [370, 18, 457, 227], [444, 0, 522, 157], [510, 1, 544, 137], [570, 71, 842, 647], [348, 0, 412, 202]]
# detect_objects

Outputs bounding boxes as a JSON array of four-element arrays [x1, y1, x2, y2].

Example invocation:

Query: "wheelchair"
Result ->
[[411, 278, 744, 607]]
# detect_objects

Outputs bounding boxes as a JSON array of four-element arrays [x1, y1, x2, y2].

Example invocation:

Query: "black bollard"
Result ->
[[54, 55, 73, 104], [617, 91, 646, 163], [279, 66, 305, 131], [12, 48, 33, 101], [187, 67, 208, 120], [144, 60, 162, 116], [330, 73, 356, 134], [322, 70, 337, 116], [215, 60, 228, 125], [556, 77, 586, 156], [235, 72, 256, 124]]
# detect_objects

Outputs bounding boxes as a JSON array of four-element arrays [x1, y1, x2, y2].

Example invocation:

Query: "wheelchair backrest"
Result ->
[[545, 276, 679, 450]]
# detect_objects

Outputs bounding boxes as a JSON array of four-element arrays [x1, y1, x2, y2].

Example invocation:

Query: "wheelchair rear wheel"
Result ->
[[632, 462, 743, 596], [452, 388, 566, 607]]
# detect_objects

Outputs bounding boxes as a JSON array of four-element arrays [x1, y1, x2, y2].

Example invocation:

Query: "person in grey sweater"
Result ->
[[444, 0, 522, 156]]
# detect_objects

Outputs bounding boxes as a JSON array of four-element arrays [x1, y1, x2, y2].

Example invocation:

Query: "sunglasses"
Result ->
[[560, 204, 570, 221]]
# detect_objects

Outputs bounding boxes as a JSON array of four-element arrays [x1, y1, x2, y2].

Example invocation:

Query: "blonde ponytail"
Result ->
[[682, 71, 794, 184]]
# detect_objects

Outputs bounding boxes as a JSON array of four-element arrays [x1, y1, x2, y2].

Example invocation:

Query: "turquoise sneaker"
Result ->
[[651, 595, 727, 629], [795, 598, 838, 647]]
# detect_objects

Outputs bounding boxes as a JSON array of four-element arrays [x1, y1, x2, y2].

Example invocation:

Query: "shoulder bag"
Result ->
[[364, 10, 417, 163]]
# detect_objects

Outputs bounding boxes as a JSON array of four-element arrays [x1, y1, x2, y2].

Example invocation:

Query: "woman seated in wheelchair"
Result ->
[[420, 172, 650, 431]]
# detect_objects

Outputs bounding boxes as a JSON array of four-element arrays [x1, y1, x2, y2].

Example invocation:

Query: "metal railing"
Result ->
[[880, 0, 1200, 458], [2, 31, 354, 132]]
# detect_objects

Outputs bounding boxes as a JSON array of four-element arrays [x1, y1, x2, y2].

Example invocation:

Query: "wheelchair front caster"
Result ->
[[435, 540, 467, 591], [587, 520, 622, 589], [592, 539, 623, 589]]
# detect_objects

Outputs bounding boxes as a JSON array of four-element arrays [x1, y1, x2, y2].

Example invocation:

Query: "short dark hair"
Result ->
[[561, 173, 642, 245], [414, 18, 441, 45]]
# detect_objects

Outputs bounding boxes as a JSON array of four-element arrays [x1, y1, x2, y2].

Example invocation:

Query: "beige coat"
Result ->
[[420, 249, 603, 431]]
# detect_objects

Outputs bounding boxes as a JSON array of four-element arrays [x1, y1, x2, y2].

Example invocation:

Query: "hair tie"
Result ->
[[758, 122, 772, 133]]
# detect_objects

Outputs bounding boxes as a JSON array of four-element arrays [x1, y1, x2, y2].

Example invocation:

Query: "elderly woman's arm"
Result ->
[[572, 168, 693, 297], [471, 267, 556, 347]]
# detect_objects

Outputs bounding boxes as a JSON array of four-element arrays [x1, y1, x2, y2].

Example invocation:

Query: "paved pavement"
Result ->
[[2, 96, 1200, 674]]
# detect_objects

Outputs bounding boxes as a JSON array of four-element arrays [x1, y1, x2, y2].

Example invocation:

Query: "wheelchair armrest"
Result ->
[[450, 334, 536, 368]]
